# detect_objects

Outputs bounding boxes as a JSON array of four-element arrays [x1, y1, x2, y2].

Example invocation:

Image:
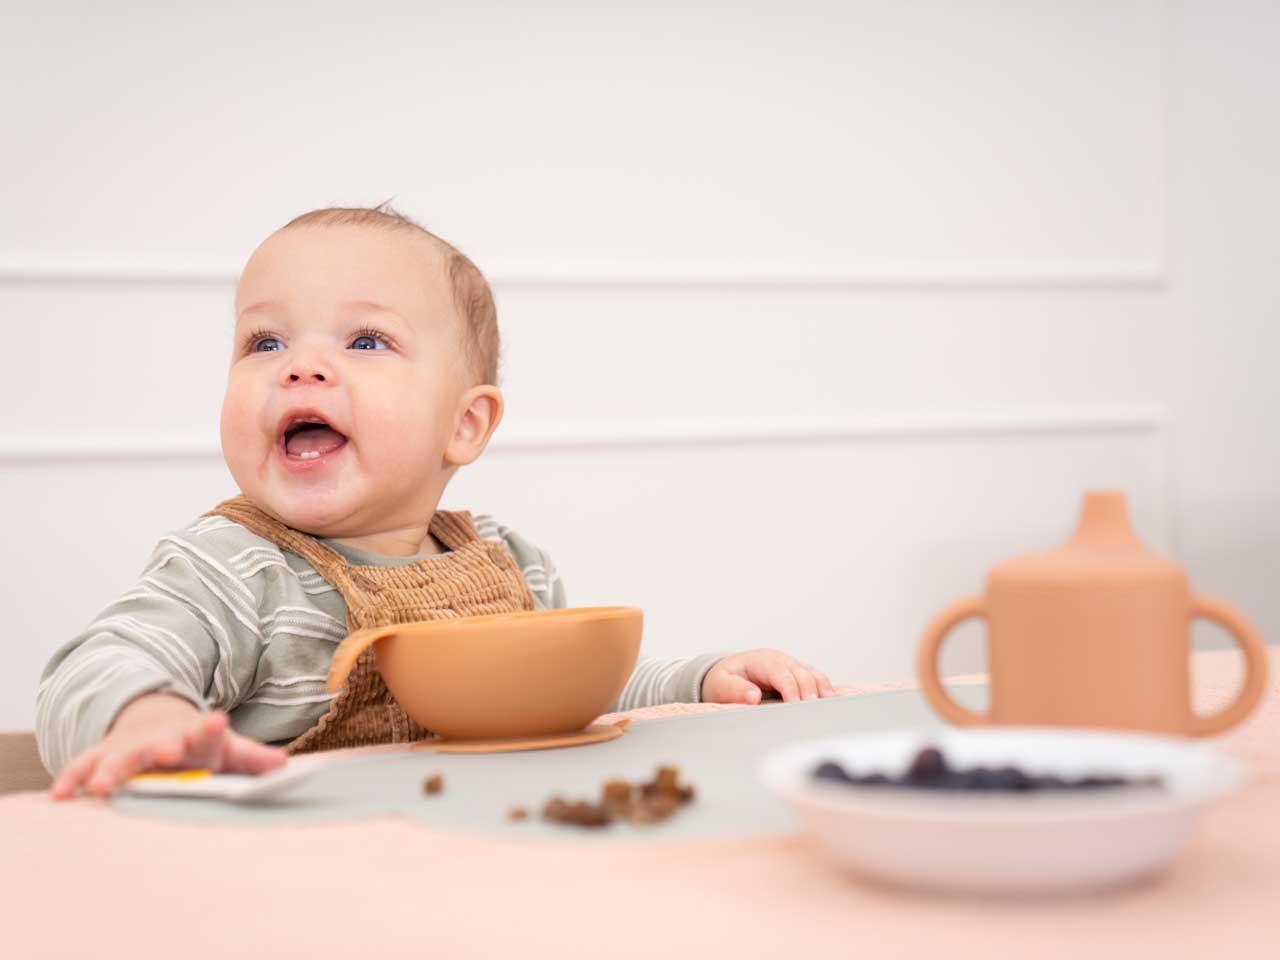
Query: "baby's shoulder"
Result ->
[[469, 512, 509, 544], [470, 513, 559, 602], [470, 513, 545, 559], [163, 513, 286, 563], [154, 514, 325, 591]]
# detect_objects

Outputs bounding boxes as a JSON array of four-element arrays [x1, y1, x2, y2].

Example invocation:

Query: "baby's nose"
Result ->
[[281, 350, 334, 385]]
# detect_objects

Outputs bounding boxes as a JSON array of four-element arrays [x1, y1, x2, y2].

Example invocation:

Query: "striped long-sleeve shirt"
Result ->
[[35, 512, 727, 775]]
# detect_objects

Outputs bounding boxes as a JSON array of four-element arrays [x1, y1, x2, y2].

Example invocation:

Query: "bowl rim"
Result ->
[[377, 605, 643, 634]]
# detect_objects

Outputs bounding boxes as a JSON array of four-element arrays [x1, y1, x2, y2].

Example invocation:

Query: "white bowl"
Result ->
[[757, 727, 1246, 897]]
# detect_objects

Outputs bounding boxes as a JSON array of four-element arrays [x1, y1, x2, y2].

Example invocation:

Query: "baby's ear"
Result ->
[[444, 385, 504, 466]]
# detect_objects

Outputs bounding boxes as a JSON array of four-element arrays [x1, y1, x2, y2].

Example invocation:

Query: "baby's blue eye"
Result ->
[[253, 338, 284, 352], [350, 334, 390, 351]]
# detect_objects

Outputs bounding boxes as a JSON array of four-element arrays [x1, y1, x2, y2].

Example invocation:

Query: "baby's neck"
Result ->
[[329, 524, 446, 559]]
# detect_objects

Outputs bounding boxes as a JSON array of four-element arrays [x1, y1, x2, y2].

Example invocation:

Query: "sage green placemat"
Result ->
[[112, 685, 987, 842]]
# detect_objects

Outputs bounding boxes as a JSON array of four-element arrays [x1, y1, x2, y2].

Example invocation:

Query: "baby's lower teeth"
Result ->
[[298, 451, 320, 459]]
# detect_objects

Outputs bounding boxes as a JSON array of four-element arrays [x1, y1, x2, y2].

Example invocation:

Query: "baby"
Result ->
[[38, 206, 836, 798]]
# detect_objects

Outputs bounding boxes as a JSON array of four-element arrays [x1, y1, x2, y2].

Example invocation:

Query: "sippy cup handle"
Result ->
[[1186, 596, 1269, 737], [917, 596, 989, 726]]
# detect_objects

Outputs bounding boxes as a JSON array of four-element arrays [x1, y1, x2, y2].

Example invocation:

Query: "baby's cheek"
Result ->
[[220, 377, 259, 435], [219, 393, 270, 487], [221, 403, 257, 453], [380, 432, 442, 475]]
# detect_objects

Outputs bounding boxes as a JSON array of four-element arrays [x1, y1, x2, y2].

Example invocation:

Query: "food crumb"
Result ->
[[423, 773, 444, 795], [542, 795, 611, 827], [602, 779, 633, 813], [506, 806, 529, 822], [539, 765, 697, 829]]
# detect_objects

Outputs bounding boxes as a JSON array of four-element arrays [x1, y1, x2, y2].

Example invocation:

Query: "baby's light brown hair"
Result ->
[[281, 204, 500, 385]]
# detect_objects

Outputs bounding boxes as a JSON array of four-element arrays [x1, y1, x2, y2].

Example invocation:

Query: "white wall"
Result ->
[[1, 1, 1275, 729]]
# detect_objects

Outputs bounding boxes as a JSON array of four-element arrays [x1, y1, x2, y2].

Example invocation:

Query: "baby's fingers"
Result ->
[[755, 662, 801, 702], [51, 748, 103, 800], [181, 711, 230, 763], [813, 668, 837, 698], [222, 734, 288, 775], [85, 746, 155, 797], [795, 662, 835, 699], [789, 666, 821, 701], [148, 734, 189, 769]]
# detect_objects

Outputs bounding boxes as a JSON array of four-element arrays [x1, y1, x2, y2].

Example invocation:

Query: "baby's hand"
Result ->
[[50, 693, 287, 800], [701, 649, 837, 705]]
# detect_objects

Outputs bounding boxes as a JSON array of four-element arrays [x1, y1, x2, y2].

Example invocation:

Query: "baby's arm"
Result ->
[[37, 527, 273, 789], [489, 522, 728, 710], [485, 518, 833, 709], [607, 653, 730, 711], [49, 692, 284, 798]]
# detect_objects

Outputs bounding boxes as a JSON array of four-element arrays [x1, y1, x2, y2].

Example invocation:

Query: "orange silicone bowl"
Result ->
[[325, 606, 643, 740]]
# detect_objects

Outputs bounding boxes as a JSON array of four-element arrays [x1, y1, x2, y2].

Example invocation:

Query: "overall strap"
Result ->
[[204, 495, 352, 586], [427, 509, 483, 552]]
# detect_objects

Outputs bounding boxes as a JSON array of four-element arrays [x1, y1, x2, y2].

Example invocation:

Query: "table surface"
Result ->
[[2, 648, 1276, 959], [111, 683, 991, 839]]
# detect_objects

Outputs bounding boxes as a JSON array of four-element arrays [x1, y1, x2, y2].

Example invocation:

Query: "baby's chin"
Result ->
[[245, 482, 373, 537], [227, 443, 442, 536]]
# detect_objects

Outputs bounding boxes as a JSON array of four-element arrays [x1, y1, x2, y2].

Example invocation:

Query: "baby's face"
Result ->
[[222, 224, 471, 537]]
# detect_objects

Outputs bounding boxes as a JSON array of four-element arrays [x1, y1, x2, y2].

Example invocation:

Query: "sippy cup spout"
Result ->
[[1067, 490, 1141, 550]]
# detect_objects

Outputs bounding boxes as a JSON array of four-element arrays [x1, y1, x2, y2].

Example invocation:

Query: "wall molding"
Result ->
[[0, 258, 1166, 289], [0, 407, 1165, 462]]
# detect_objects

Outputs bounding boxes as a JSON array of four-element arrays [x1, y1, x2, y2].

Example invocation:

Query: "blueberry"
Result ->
[[812, 761, 852, 783], [993, 767, 1034, 791], [905, 746, 949, 785], [955, 767, 1000, 790], [1076, 775, 1124, 789]]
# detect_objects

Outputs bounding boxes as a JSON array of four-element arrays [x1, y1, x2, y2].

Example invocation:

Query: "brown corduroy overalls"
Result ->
[[205, 495, 536, 754]]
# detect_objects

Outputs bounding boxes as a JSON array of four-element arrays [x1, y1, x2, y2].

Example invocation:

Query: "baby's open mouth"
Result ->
[[281, 416, 348, 460]]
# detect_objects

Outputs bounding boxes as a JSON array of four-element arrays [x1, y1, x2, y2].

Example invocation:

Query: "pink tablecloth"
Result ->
[[2, 649, 1276, 959]]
